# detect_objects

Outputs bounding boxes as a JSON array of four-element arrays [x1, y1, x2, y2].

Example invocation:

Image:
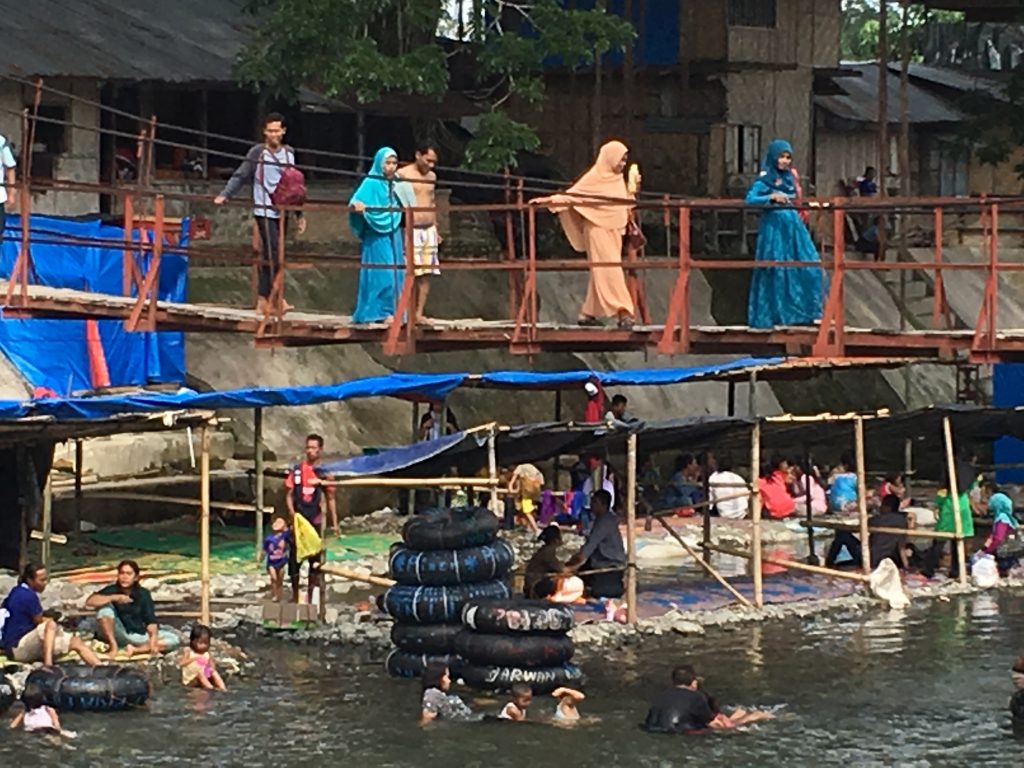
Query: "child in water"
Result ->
[[9, 683, 74, 737], [551, 687, 585, 722], [178, 624, 227, 691], [498, 683, 533, 721], [263, 515, 291, 602]]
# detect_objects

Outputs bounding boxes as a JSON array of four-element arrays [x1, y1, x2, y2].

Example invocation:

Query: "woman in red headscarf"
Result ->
[[532, 141, 636, 328]]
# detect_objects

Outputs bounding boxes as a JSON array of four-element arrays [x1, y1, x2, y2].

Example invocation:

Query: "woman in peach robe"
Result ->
[[533, 141, 636, 328]]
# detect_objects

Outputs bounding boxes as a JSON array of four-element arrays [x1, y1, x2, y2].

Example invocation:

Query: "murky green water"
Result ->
[[2, 593, 1022, 767]]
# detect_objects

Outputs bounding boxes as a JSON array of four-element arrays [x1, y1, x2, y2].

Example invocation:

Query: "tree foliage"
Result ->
[[237, 0, 635, 171], [840, 0, 961, 62]]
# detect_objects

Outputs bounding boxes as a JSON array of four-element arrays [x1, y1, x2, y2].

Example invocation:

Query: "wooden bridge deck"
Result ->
[[4, 281, 1019, 359]]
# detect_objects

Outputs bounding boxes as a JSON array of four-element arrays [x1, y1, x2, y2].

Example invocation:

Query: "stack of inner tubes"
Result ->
[[456, 599, 584, 694], [384, 506, 513, 678]]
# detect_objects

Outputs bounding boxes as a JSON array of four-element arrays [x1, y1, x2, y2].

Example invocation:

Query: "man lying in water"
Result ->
[[643, 664, 775, 733]]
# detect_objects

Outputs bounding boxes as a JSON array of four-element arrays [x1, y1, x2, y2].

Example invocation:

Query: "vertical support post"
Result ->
[[318, 472, 327, 623], [254, 408, 265, 562], [747, 371, 758, 417], [74, 439, 84, 537], [625, 432, 638, 624], [553, 390, 563, 490], [487, 429, 500, 518], [40, 473, 53, 567], [878, 0, 889, 197], [749, 421, 763, 608], [932, 207, 947, 330], [903, 437, 913, 500], [854, 417, 871, 577], [942, 416, 967, 586], [408, 402, 419, 516], [200, 425, 211, 626], [804, 447, 817, 564], [727, 381, 736, 417]]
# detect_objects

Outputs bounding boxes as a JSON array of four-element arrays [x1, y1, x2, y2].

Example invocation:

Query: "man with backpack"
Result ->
[[214, 113, 306, 314]]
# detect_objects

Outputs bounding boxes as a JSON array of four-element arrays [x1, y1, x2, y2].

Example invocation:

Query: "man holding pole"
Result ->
[[286, 434, 337, 603], [567, 489, 626, 598]]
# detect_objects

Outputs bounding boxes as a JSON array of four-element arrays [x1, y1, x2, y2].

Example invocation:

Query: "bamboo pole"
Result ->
[[942, 416, 967, 585], [487, 429, 500, 517], [625, 433, 638, 624], [79, 492, 272, 514], [254, 407, 264, 563], [749, 421, 763, 608], [199, 426, 211, 626], [74, 439, 83, 536], [40, 474, 53, 566], [654, 516, 753, 608], [904, 438, 913, 500], [319, 562, 395, 588], [706, 542, 871, 583], [854, 417, 871, 576], [322, 477, 500, 489], [798, 519, 958, 540]]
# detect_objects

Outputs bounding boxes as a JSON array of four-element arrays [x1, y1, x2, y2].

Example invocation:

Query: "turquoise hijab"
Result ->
[[759, 139, 797, 197], [989, 492, 1018, 529], [349, 147, 415, 237]]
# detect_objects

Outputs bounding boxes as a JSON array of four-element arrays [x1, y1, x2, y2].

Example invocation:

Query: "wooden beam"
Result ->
[[706, 543, 871, 583], [625, 432, 638, 624], [78, 491, 272, 514], [749, 421, 763, 607], [854, 417, 872, 576], [654, 516, 753, 608], [199, 426, 211, 626], [942, 415, 967, 585], [254, 407, 265, 563]]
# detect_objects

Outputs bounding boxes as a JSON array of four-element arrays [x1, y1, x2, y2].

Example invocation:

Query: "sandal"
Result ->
[[617, 317, 635, 330], [577, 316, 602, 327]]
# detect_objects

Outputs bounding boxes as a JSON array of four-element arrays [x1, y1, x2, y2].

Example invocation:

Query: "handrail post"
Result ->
[[932, 206, 945, 330]]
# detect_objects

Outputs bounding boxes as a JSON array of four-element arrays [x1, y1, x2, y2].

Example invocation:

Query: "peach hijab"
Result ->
[[559, 140, 632, 230]]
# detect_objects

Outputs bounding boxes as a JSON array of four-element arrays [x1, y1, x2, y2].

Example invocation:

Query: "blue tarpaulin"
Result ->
[[0, 359, 786, 424], [0, 215, 186, 393], [993, 364, 1024, 484], [473, 357, 782, 390], [320, 431, 477, 477]]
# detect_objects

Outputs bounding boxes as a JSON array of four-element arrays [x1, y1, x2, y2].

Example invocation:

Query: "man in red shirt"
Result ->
[[285, 434, 337, 603]]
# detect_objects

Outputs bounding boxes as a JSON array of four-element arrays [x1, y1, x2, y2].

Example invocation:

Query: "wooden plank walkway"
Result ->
[[4, 280, 1023, 358]]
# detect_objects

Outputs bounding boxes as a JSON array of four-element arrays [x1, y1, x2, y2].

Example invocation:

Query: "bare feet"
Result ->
[[255, 297, 269, 314], [124, 644, 137, 658]]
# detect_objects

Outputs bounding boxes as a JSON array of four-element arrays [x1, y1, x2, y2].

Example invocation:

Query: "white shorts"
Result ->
[[11, 621, 72, 662], [413, 226, 440, 277]]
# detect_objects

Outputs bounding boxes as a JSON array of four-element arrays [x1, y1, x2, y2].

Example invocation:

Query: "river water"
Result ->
[[2, 592, 1022, 767]]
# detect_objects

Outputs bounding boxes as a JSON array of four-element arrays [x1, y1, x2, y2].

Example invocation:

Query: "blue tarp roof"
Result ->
[[0, 358, 785, 423]]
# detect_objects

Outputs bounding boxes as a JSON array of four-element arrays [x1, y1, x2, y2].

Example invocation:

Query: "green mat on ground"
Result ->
[[89, 528, 394, 563]]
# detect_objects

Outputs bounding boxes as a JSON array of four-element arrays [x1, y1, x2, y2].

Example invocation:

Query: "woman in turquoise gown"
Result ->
[[745, 139, 824, 329], [349, 146, 415, 324]]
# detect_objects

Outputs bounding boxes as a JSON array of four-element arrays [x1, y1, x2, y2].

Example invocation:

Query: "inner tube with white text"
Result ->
[[384, 580, 511, 623], [462, 600, 575, 635], [390, 541, 515, 586], [458, 662, 585, 694]]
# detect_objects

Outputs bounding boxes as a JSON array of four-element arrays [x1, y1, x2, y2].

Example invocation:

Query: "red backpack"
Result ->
[[259, 146, 307, 207]]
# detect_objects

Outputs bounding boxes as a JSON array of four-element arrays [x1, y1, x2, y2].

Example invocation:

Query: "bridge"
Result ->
[[3, 176, 1022, 364]]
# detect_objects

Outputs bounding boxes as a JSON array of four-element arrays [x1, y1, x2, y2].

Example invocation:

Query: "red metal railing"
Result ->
[[4, 168, 1024, 361]]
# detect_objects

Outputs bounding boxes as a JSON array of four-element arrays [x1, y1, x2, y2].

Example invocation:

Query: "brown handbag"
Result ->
[[625, 213, 647, 250]]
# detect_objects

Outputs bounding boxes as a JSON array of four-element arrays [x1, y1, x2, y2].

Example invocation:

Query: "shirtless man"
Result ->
[[398, 143, 440, 322]]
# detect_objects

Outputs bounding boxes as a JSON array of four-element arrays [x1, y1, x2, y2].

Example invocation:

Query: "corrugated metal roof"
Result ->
[[0, 0, 250, 82], [900, 62, 1008, 102], [815, 63, 965, 124]]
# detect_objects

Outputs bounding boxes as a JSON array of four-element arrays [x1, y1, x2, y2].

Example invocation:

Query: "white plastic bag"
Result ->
[[869, 559, 910, 609], [972, 554, 1000, 589]]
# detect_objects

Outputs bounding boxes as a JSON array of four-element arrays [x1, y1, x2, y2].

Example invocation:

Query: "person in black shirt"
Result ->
[[825, 494, 910, 570], [643, 664, 715, 734]]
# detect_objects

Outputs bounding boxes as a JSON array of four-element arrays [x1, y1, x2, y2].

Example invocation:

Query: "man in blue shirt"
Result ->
[[0, 562, 101, 666]]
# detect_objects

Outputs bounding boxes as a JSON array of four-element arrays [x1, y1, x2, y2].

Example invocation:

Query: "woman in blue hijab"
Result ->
[[349, 147, 415, 324], [745, 139, 824, 329]]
